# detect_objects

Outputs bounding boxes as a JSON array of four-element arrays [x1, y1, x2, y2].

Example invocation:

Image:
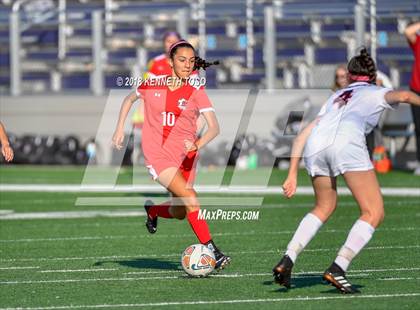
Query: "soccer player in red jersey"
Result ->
[[112, 40, 230, 270], [147, 31, 181, 78]]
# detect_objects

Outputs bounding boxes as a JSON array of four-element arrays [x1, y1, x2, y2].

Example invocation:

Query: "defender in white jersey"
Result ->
[[304, 82, 394, 177], [272, 48, 420, 294]]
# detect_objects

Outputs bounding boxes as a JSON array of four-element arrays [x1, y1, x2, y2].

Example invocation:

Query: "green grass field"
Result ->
[[0, 166, 419, 309]]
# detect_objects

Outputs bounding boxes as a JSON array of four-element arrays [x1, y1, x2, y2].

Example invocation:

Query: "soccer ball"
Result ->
[[181, 244, 216, 277]]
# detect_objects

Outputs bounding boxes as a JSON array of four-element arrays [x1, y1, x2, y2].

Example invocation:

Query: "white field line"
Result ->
[[38, 268, 118, 273], [0, 210, 415, 230], [0, 226, 418, 243], [0, 210, 146, 220], [0, 236, 129, 243], [379, 277, 420, 281], [0, 293, 420, 309], [75, 197, 263, 207], [126, 267, 420, 276], [0, 266, 39, 270], [1, 200, 419, 209], [0, 243, 419, 264], [3, 266, 419, 277], [2, 205, 420, 220], [1, 184, 419, 196], [124, 270, 371, 279], [2, 268, 420, 285]]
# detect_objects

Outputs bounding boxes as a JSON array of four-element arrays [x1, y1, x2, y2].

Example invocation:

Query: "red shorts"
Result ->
[[146, 151, 198, 185]]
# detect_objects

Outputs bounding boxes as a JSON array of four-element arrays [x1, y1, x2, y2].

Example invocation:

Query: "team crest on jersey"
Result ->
[[178, 98, 188, 110], [334, 90, 353, 108]]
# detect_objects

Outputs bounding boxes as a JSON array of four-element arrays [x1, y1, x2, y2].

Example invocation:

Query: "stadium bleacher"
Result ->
[[0, 0, 418, 94]]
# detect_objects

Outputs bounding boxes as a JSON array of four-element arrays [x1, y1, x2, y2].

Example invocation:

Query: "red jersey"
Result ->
[[148, 54, 172, 77], [409, 34, 420, 92], [136, 76, 214, 173]]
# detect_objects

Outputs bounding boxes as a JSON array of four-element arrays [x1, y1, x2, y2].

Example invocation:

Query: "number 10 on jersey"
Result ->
[[162, 112, 176, 127]]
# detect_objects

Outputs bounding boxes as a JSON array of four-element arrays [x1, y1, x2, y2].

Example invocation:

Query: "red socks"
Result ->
[[148, 202, 173, 219], [148, 205, 211, 245], [187, 210, 212, 244]]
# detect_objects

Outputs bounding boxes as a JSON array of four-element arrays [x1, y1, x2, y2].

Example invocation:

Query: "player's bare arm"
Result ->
[[185, 110, 220, 152], [0, 122, 14, 162], [404, 22, 420, 44], [112, 91, 138, 149], [385, 90, 420, 106], [282, 118, 319, 198]]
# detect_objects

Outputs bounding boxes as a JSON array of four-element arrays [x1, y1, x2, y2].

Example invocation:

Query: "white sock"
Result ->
[[285, 213, 323, 263], [334, 219, 375, 272]]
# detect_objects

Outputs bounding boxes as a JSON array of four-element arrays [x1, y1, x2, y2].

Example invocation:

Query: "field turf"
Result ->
[[0, 166, 419, 309]]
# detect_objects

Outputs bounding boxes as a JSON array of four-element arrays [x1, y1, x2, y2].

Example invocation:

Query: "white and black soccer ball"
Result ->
[[181, 244, 216, 277]]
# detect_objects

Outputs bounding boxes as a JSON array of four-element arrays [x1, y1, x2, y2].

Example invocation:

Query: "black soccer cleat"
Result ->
[[323, 263, 360, 294], [214, 251, 231, 271], [272, 255, 294, 289], [144, 199, 157, 234], [205, 241, 231, 271]]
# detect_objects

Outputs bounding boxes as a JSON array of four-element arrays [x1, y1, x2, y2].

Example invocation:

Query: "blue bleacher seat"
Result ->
[[240, 72, 265, 84], [105, 74, 131, 89], [0, 52, 9, 66], [378, 47, 412, 56], [22, 29, 58, 44], [204, 68, 217, 88], [377, 23, 398, 32], [0, 76, 9, 86], [276, 24, 310, 33], [0, 30, 9, 43], [108, 49, 136, 60], [188, 27, 199, 35], [66, 50, 92, 57], [322, 24, 353, 32], [147, 51, 163, 60], [278, 48, 304, 58], [26, 51, 57, 60], [73, 29, 91, 36], [113, 27, 144, 35], [400, 71, 412, 86], [206, 50, 245, 59], [206, 26, 226, 35], [22, 72, 49, 81], [62, 74, 89, 89], [315, 47, 347, 64]]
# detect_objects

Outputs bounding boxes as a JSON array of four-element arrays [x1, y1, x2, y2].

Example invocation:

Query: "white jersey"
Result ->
[[304, 82, 394, 158]]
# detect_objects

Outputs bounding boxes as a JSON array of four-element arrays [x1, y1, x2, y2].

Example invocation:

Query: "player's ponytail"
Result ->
[[347, 47, 377, 83], [193, 57, 219, 71], [169, 40, 219, 71]]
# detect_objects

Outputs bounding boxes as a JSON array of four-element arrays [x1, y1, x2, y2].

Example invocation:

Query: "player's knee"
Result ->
[[170, 206, 186, 220], [183, 189, 197, 199], [183, 190, 199, 206], [376, 208, 385, 226], [361, 205, 384, 227], [312, 204, 336, 222], [174, 212, 186, 220]]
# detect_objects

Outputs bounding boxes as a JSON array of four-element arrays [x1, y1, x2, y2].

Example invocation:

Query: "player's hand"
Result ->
[[112, 130, 124, 150], [282, 176, 297, 199], [1, 144, 13, 162], [184, 139, 198, 153]]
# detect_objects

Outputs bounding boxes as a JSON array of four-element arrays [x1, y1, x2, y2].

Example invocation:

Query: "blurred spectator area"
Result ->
[[0, 0, 419, 94]]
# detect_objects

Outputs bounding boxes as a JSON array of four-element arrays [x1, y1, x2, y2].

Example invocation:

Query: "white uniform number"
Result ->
[[162, 112, 176, 127]]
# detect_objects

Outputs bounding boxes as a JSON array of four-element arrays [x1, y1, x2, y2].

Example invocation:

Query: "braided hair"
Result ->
[[169, 40, 219, 71], [347, 47, 377, 83]]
